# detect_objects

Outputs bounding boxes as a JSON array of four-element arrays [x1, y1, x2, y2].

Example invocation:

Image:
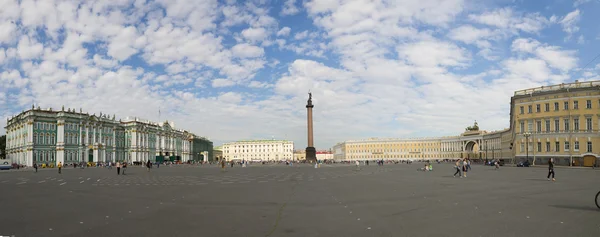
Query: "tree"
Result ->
[[0, 135, 5, 159]]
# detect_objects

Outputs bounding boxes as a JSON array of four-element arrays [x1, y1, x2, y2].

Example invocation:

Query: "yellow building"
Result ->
[[333, 80, 600, 166], [512, 80, 600, 166]]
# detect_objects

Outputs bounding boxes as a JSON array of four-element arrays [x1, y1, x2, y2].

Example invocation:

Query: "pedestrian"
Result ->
[[453, 159, 462, 177], [146, 160, 151, 172], [462, 159, 468, 178], [122, 162, 127, 175], [116, 162, 121, 175], [547, 158, 555, 181], [33, 163, 38, 173], [57, 162, 62, 174], [467, 158, 471, 171]]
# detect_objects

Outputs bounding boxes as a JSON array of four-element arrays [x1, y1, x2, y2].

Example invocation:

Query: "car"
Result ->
[[517, 160, 531, 167], [0, 160, 11, 170]]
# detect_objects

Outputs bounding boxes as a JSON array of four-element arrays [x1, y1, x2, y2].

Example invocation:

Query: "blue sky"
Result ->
[[1, 0, 599, 149]]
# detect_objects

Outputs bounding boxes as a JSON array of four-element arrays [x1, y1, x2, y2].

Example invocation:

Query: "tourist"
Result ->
[[462, 159, 468, 177], [547, 158, 555, 181], [57, 162, 62, 174], [146, 160, 151, 172], [122, 162, 127, 175], [33, 163, 38, 173], [116, 162, 121, 175], [453, 159, 461, 177]]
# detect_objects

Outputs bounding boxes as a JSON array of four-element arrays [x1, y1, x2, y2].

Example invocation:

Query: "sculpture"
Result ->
[[307, 91, 312, 105], [465, 120, 479, 131]]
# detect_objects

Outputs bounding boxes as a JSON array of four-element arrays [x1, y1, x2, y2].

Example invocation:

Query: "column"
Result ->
[[56, 120, 65, 165]]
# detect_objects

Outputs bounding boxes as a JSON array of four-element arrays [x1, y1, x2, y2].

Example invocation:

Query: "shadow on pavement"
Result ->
[[549, 204, 600, 212]]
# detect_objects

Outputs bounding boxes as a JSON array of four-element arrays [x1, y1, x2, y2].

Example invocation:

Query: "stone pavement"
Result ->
[[0, 163, 598, 237]]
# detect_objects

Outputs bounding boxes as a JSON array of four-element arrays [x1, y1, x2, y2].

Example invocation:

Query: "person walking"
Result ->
[[116, 162, 121, 175], [146, 160, 151, 172], [122, 161, 127, 175], [33, 163, 38, 173], [462, 159, 468, 178], [453, 159, 462, 177], [57, 162, 62, 174], [547, 158, 555, 181]]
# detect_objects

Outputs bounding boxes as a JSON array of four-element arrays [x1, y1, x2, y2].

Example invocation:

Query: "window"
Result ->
[[573, 100, 579, 109], [520, 143, 524, 152], [546, 142, 550, 152], [555, 142, 560, 152], [574, 141, 579, 151], [586, 100, 591, 109], [564, 119, 570, 131], [564, 101, 569, 110], [545, 103, 549, 112], [564, 141, 570, 151], [545, 120, 550, 132], [33, 133, 37, 143], [574, 118, 579, 131], [537, 142, 541, 152], [555, 119, 560, 132], [536, 121, 541, 132], [554, 102, 559, 111], [520, 106, 524, 114], [588, 141, 593, 152], [528, 121, 533, 132], [528, 105, 532, 113], [536, 104, 540, 112]]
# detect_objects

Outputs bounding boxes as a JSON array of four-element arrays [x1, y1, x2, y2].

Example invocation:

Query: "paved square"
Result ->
[[0, 163, 598, 237]]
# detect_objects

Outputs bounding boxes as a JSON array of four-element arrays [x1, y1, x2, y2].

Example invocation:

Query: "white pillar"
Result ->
[[56, 120, 65, 165]]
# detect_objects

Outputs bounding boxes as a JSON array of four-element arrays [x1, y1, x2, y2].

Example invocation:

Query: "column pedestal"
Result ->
[[306, 147, 316, 162]]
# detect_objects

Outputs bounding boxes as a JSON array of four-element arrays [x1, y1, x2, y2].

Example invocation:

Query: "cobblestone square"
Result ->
[[0, 163, 598, 237]]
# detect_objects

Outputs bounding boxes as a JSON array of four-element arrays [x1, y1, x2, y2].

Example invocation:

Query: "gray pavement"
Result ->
[[0, 163, 598, 237]]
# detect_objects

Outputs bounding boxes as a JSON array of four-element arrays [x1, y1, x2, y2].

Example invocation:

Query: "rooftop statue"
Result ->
[[465, 120, 479, 131]]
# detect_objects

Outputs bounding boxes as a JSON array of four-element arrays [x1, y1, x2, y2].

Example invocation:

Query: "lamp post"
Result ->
[[523, 132, 531, 164], [485, 140, 488, 163]]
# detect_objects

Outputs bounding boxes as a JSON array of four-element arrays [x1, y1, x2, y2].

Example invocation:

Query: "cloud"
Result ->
[[511, 38, 577, 72], [398, 40, 471, 67], [212, 78, 236, 87], [241, 27, 268, 42], [281, 0, 300, 16], [559, 9, 580, 39], [231, 43, 265, 58], [17, 35, 43, 60], [0, 21, 17, 44], [276, 27, 291, 37], [468, 7, 552, 34]]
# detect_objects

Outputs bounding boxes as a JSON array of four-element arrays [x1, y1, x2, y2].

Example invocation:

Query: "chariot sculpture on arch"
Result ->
[[465, 120, 479, 131]]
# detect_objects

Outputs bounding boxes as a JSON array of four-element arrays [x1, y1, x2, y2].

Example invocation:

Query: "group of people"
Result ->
[[453, 158, 472, 178]]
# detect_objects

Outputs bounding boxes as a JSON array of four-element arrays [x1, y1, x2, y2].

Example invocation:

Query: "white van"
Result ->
[[0, 159, 11, 170]]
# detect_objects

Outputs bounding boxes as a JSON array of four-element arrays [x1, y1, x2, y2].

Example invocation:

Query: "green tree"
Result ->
[[0, 135, 5, 159]]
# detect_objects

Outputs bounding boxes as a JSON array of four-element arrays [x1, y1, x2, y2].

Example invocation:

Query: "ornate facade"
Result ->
[[4, 106, 208, 166], [333, 80, 600, 166]]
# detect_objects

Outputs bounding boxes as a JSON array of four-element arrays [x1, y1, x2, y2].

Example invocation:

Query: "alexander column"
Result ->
[[305, 92, 317, 162]]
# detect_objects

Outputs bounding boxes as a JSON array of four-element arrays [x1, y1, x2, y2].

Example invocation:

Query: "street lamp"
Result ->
[[523, 132, 531, 164]]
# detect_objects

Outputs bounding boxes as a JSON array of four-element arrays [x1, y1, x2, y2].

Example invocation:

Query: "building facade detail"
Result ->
[[333, 81, 600, 166], [222, 140, 294, 161], [5, 107, 207, 166]]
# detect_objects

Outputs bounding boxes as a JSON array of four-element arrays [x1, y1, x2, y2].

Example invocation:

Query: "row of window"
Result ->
[[519, 99, 598, 114], [520, 117, 594, 133], [520, 141, 593, 153], [36, 122, 56, 131], [226, 149, 293, 153]]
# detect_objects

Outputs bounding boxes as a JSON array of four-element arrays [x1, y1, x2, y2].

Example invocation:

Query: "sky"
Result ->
[[1, 0, 599, 150]]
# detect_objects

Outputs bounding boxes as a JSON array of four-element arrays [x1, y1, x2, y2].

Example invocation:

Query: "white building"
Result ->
[[4, 106, 205, 166], [222, 140, 294, 161]]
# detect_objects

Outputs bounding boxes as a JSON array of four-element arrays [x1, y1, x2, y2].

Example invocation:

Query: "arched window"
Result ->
[[47, 133, 50, 145]]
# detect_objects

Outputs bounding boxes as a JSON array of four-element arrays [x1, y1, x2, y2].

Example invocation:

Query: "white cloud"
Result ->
[[212, 78, 236, 87], [511, 38, 577, 72], [17, 35, 43, 60], [0, 48, 6, 65], [577, 35, 585, 44], [231, 43, 265, 58], [574, 0, 591, 7], [107, 26, 142, 61], [559, 9, 580, 39], [0, 21, 17, 44], [468, 7, 551, 34], [276, 27, 291, 37], [241, 27, 268, 42], [447, 25, 492, 45], [398, 40, 471, 67], [281, 0, 300, 16]]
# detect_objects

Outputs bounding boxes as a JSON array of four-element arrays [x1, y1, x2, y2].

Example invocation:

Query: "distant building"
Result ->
[[222, 139, 294, 161], [190, 136, 213, 162], [332, 80, 600, 166], [213, 146, 223, 161], [4, 106, 209, 166], [293, 150, 306, 161], [316, 150, 333, 160]]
